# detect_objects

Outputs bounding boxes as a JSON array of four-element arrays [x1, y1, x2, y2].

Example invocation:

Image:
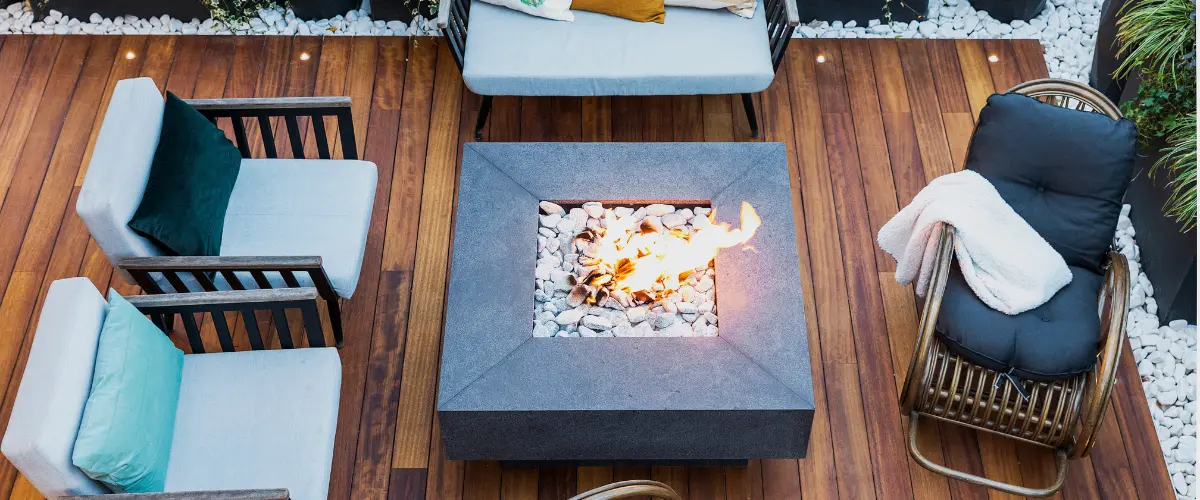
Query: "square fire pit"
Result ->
[[438, 143, 814, 462]]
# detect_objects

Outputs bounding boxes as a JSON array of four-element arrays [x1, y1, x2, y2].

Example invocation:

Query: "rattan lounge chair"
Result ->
[[569, 480, 681, 500], [899, 79, 1135, 497]]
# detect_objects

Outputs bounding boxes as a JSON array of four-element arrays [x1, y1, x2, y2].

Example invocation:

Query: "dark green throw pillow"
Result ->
[[128, 92, 241, 256]]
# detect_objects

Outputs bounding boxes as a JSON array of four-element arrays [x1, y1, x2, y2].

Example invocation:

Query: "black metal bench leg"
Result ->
[[741, 93, 759, 139], [475, 95, 493, 141]]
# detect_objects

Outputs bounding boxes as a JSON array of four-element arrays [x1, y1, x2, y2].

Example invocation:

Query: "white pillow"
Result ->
[[479, 0, 574, 21], [666, 0, 756, 18]]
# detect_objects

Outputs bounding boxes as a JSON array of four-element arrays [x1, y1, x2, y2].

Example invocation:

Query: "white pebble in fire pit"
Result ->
[[533, 201, 724, 338]]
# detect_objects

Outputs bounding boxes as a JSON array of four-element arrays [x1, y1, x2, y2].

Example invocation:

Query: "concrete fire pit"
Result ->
[[437, 142, 815, 462]]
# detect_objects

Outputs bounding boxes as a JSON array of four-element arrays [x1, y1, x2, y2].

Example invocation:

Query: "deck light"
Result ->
[[816, 54, 826, 63], [124, 51, 136, 60], [300, 52, 311, 61], [988, 54, 999, 63]]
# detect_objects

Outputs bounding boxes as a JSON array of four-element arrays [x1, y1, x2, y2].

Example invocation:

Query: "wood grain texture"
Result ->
[[0, 36, 1173, 500]]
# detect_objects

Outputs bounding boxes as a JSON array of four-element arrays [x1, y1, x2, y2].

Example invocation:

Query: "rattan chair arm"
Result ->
[[1008, 78, 1124, 119], [900, 225, 955, 413], [568, 480, 682, 500], [1072, 251, 1130, 458]]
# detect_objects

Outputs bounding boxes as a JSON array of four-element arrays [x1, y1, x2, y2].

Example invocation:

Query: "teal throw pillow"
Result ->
[[72, 290, 184, 493], [127, 91, 241, 256]]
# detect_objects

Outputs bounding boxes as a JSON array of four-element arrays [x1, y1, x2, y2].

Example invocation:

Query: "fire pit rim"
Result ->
[[438, 142, 815, 415]]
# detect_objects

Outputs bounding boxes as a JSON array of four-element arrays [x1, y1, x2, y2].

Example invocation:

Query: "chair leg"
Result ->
[[741, 93, 759, 139], [326, 296, 344, 348], [475, 95, 493, 141], [908, 412, 1070, 497]]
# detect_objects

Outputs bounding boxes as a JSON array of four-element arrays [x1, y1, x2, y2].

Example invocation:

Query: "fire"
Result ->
[[570, 202, 761, 305]]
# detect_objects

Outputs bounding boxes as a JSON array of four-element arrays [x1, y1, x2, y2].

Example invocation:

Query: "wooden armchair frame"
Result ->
[[60, 479, 679, 500], [897, 79, 1131, 497], [435, 0, 798, 140], [116, 97, 358, 348]]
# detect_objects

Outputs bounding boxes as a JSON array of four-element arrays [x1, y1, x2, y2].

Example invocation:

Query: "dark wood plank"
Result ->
[[0, 36, 64, 212], [724, 461, 764, 500], [870, 40, 927, 206], [537, 466, 576, 500], [840, 39, 902, 273], [1011, 39, 1051, 81], [896, 40, 956, 181], [954, 39, 997, 118], [464, 462, 503, 500], [1111, 342, 1175, 499], [388, 468, 428, 500], [981, 39, 1024, 92], [500, 468, 538, 500], [345, 36, 410, 500]]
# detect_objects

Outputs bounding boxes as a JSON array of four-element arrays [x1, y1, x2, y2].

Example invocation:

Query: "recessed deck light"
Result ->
[[124, 51, 136, 60], [988, 54, 1000, 63], [299, 52, 311, 61], [816, 54, 826, 63]]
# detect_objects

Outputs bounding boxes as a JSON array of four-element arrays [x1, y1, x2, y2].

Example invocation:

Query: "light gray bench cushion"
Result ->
[[0, 278, 109, 498], [220, 159, 377, 298], [164, 348, 341, 500], [462, 1, 774, 96]]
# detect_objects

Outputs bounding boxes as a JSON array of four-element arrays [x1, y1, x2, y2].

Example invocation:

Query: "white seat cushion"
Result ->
[[219, 159, 378, 298], [164, 348, 341, 500], [1, 278, 108, 497], [462, 1, 775, 96]]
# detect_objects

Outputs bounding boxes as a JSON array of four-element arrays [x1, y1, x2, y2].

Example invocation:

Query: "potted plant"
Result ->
[[1111, 0, 1197, 322], [369, 0, 436, 24]]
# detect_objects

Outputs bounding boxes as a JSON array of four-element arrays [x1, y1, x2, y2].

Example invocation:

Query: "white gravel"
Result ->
[[2, 0, 1096, 82], [1117, 203, 1198, 499]]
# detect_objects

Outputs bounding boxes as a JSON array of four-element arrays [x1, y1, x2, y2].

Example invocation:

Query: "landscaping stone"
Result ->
[[1118, 203, 1197, 499]]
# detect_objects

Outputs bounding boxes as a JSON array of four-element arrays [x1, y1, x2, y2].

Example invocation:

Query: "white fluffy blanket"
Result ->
[[877, 170, 1072, 315]]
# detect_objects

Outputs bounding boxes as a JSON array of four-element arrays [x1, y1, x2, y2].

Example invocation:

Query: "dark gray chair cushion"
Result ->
[[936, 264, 1103, 380], [964, 93, 1137, 274], [935, 92, 1136, 380]]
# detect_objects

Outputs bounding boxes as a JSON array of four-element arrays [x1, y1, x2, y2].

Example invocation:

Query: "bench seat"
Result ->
[[462, 1, 775, 96]]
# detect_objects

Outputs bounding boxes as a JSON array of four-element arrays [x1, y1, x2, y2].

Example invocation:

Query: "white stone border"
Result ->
[[1118, 203, 1198, 499]]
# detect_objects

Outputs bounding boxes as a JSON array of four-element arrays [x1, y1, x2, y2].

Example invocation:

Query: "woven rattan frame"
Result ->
[[897, 79, 1131, 497], [568, 480, 682, 500]]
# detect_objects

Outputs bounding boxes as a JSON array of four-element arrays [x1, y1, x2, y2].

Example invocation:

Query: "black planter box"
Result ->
[[1125, 140, 1197, 323], [368, 0, 434, 23], [291, 0, 361, 21], [797, 0, 929, 24], [970, 0, 1047, 22], [36, 0, 209, 20]]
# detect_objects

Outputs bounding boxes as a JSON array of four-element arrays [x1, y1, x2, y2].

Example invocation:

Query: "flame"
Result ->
[[585, 202, 760, 297]]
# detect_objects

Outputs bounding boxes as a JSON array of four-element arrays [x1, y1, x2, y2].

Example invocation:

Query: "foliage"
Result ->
[[1115, 0, 1197, 231], [1152, 115, 1198, 231], [201, 0, 278, 27]]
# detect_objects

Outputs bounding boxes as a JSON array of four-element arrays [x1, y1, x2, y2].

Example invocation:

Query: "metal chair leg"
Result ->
[[475, 95, 493, 141], [908, 412, 1070, 497], [741, 93, 759, 139]]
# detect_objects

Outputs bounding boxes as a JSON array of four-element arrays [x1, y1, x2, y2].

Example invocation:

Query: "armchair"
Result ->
[[436, 0, 799, 139], [899, 80, 1135, 497], [2, 278, 341, 500], [76, 78, 379, 347]]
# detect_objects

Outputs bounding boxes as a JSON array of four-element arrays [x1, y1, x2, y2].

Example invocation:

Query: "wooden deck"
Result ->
[[0, 35, 1173, 500]]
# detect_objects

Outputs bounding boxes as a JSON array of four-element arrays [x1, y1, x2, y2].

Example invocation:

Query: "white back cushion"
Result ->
[[1, 278, 108, 497], [76, 77, 166, 275]]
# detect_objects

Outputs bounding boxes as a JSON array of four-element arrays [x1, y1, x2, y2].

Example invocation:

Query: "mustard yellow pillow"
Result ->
[[573, 0, 666, 23]]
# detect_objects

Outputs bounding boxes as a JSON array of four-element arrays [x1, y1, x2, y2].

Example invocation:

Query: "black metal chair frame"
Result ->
[[115, 97, 359, 348], [436, 0, 799, 140]]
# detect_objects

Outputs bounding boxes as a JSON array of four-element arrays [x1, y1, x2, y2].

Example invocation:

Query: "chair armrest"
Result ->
[[1072, 251, 1130, 458], [182, 97, 356, 161], [438, 0, 468, 70], [61, 489, 289, 500], [763, 0, 799, 72], [117, 256, 338, 299], [568, 480, 681, 500], [899, 224, 955, 413]]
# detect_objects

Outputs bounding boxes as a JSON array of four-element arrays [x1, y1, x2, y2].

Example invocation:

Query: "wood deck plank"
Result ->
[[0, 36, 1175, 500]]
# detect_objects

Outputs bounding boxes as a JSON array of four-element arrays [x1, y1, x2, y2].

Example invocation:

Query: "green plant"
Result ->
[[1115, 0, 1197, 231], [1152, 115, 1197, 231], [202, 0, 278, 28]]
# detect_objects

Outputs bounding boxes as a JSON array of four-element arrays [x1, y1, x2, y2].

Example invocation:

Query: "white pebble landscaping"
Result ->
[[2, 0, 1096, 81], [1117, 203, 1198, 499]]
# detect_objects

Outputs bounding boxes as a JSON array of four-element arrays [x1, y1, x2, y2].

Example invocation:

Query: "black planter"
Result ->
[[1124, 136, 1197, 323], [368, 0, 434, 23], [1090, 0, 1132, 102], [291, 0, 361, 20], [796, 0, 929, 25], [36, 0, 209, 20], [970, 0, 1047, 22]]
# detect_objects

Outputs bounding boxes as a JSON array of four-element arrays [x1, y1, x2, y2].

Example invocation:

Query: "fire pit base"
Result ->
[[439, 143, 815, 461]]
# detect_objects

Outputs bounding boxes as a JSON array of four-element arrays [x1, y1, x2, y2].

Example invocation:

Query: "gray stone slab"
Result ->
[[438, 142, 814, 462]]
